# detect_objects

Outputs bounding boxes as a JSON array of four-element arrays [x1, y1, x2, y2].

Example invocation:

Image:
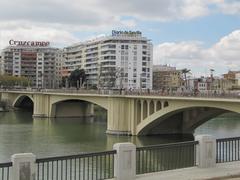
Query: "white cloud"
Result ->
[[154, 30, 240, 76], [216, 0, 240, 15], [0, 0, 239, 53], [0, 22, 80, 49]]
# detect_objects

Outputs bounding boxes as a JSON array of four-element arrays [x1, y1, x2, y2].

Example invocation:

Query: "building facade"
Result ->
[[153, 65, 183, 91], [0, 55, 4, 75], [1, 40, 59, 88], [63, 31, 153, 90], [223, 71, 240, 90]]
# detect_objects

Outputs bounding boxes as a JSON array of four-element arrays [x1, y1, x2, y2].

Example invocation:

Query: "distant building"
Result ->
[[153, 65, 183, 91], [63, 30, 153, 90], [0, 55, 4, 75], [188, 76, 233, 93], [193, 77, 210, 92], [223, 71, 240, 90], [1, 40, 59, 88], [55, 50, 64, 88], [212, 77, 234, 92]]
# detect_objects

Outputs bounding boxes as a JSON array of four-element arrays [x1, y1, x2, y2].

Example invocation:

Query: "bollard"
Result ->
[[11, 153, 36, 180], [113, 143, 136, 180], [195, 135, 216, 168]]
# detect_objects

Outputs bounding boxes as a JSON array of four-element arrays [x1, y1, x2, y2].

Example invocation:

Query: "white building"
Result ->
[[1, 40, 60, 88], [63, 30, 153, 90], [0, 55, 4, 75]]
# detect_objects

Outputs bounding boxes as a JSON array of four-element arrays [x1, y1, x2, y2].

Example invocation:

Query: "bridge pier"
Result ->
[[106, 97, 135, 135], [32, 94, 50, 118]]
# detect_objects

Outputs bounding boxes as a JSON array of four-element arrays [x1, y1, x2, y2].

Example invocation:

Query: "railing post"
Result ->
[[11, 153, 36, 180], [113, 143, 136, 180], [195, 135, 216, 168]]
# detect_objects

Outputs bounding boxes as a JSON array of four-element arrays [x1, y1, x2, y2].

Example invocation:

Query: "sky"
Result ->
[[0, 0, 240, 77]]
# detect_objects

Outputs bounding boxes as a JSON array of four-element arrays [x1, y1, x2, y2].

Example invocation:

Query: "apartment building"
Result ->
[[153, 65, 183, 91], [223, 71, 240, 90], [63, 30, 153, 90], [1, 40, 59, 88], [0, 55, 4, 75]]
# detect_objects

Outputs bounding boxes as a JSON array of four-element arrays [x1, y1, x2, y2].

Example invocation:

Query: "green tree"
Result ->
[[0, 75, 29, 88], [181, 68, 191, 89], [69, 69, 86, 88]]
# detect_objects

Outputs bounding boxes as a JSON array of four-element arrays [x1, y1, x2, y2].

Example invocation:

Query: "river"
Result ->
[[0, 111, 239, 162]]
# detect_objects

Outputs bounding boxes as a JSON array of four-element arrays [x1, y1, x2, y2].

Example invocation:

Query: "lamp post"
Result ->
[[210, 69, 215, 93]]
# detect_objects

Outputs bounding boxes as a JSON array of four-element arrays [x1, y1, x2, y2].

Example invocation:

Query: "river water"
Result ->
[[0, 111, 240, 162]]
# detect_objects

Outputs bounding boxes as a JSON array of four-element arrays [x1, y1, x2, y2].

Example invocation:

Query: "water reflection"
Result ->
[[195, 112, 240, 138], [0, 111, 240, 162]]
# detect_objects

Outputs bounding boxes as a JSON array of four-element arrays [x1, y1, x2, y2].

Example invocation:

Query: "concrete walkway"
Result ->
[[136, 161, 240, 180]]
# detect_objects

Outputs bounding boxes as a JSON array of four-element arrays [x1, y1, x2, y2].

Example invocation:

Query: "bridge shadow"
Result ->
[[13, 95, 33, 113], [138, 107, 236, 136], [51, 99, 107, 119]]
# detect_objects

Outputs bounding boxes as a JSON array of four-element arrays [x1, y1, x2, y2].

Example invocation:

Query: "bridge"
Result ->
[[1, 90, 240, 136]]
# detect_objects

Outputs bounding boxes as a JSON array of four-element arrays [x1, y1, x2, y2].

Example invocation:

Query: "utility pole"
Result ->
[[210, 69, 215, 92]]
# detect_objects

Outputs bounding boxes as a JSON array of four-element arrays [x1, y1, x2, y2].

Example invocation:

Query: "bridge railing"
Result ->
[[1, 88, 240, 99], [0, 162, 12, 180], [136, 141, 198, 174], [216, 136, 240, 163]]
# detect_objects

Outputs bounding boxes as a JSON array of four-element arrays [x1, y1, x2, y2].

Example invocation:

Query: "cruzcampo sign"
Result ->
[[9, 39, 50, 47]]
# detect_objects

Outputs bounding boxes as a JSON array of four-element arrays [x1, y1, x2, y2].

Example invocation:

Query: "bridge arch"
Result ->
[[136, 102, 240, 135], [13, 95, 34, 110], [50, 98, 108, 118]]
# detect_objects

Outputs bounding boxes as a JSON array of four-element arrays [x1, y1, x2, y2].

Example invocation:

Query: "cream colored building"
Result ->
[[223, 71, 240, 90], [63, 31, 153, 90], [153, 65, 183, 91], [0, 55, 4, 75]]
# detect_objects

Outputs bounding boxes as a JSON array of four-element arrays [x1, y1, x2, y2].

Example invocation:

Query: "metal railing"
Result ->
[[2, 88, 240, 99], [136, 141, 198, 174], [35, 150, 116, 180], [216, 137, 240, 163], [0, 162, 12, 180]]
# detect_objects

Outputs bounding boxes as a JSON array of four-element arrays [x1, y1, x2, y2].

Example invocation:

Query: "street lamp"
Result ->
[[210, 69, 215, 92]]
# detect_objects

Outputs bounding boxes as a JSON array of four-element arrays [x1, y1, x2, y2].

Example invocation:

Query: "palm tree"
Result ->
[[181, 68, 191, 89]]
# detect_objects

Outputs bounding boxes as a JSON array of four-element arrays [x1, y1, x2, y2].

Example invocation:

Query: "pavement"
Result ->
[[136, 161, 240, 180]]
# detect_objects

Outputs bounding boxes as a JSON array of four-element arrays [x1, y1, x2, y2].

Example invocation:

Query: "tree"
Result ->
[[0, 75, 29, 88], [68, 69, 86, 88], [181, 68, 191, 89], [98, 65, 119, 90]]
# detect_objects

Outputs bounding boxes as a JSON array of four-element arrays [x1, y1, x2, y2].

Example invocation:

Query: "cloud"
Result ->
[[216, 0, 240, 15], [0, 0, 239, 51], [0, 22, 80, 49], [153, 30, 240, 76]]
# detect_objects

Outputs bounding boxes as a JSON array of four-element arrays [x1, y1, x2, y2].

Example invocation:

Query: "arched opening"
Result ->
[[14, 95, 33, 112], [156, 101, 161, 111], [136, 100, 141, 125], [51, 99, 107, 121], [143, 100, 147, 120], [164, 101, 169, 108], [138, 106, 235, 136], [149, 100, 154, 115]]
